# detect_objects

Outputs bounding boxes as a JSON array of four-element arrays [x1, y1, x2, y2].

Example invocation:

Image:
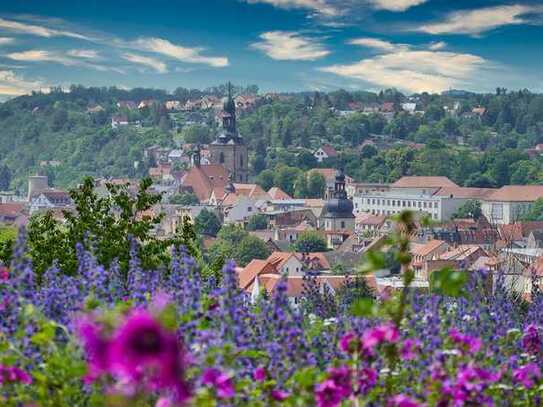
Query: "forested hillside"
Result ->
[[2, 85, 543, 193]]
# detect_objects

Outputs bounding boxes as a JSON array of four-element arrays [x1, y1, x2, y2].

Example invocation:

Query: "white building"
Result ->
[[481, 186, 543, 224], [353, 177, 494, 222]]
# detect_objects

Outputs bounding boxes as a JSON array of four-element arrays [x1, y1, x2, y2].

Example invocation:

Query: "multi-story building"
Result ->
[[481, 185, 543, 224], [353, 176, 494, 222]]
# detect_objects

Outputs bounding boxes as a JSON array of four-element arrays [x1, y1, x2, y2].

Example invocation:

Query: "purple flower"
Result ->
[[357, 367, 378, 395], [339, 331, 360, 353], [361, 323, 399, 351], [271, 389, 290, 401], [0, 365, 32, 385], [449, 328, 482, 354], [388, 394, 421, 407], [315, 379, 343, 407], [400, 338, 421, 361], [76, 316, 112, 383], [513, 363, 541, 389], [522, 324, 541, 355], [328, 365, 352, 398], [253, 366, 267, 382], [202, 368, 235, 399]]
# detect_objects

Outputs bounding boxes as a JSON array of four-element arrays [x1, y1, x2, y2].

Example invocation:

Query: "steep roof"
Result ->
[[268, 187, 291, 200], [485, 185, 543, 202], [181, 165, 229, 202], [434, 187, 495, 199], [233, 183, 270, 200], [439, 245, 486, 261], [319, 145, 338, 157], [238, 259, 277, 290], [355, 213, 386, 226], [392, 176, 458, 189]]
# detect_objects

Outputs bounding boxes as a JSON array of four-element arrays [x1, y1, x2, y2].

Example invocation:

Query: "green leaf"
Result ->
[[429, 267, 467, 297], [351, 297, 378, 318]]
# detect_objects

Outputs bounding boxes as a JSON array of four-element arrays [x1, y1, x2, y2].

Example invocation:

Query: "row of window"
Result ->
[[357, 198, 439, 209], [361, 208, 439, 220]]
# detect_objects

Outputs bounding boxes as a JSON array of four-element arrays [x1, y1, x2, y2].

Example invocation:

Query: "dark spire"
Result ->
[[333, 168, 347, 199], [192, 144, 201, 167]]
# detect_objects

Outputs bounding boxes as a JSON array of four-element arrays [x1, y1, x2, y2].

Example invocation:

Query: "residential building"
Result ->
[[29, 189, 72, 214], [111, 114, 129, 129], [313, 145, 338, 163], [481, 186, 543, 224]]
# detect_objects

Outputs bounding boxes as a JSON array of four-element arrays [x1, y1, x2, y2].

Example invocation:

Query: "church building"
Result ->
[[209, 84, 249, 183]]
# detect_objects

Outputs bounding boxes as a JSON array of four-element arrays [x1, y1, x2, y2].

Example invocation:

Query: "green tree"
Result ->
[[246, 213, 268, 231], [293, 231, 328, 252], [307, 172, 326, 198], [27, 177, 168, 277], [255, 169, 275, 191], [0, 164, 11, 190], [169, 192, 199, 205], [236, 235, 271, 266], [274, 166, 302, 196], [194, 208, 221, 237], [521, 198, 543, 221], [452, 200, 483, 220], [0, 225, 16, 265], [181, 124, 211, 144]]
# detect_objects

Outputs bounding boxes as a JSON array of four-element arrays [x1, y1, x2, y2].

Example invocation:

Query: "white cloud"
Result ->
[[349, 37, 407, 52], [133, 37, 228, 67], [429, 41, 446, 50], [251, 31, 330, 61], [418, 4, 542, 35], [320, 43, 486, 93], [122, 53, 168, 73], [0, 37, 14, 45], [6, 50, 75, 65], [244, 0, 339, 16], [67, 49, 99, 59], [0, 69, 47, 96], [0, 17, 88, 40], [370, 0, 427, 12]]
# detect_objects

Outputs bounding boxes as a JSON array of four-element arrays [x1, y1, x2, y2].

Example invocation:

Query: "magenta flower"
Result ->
[[361, 323, 399, 351], [449, 328, 482, 354], [0, 266, 8, 281], [315, 379, 343, 407], [0, 365, 32, 385], [76, 316, 112, 383], [400, 338, 421, 361], [339, 331, 360, 354], [271, 389, 290, 401], [202, 368, 235, 399], [253, 366, 266, 382], [513, 363, 541, 389], [388, 394, 421, 407], [357, 367, 378, 395], [522, 324, 541, 355], [328, 365, 352, 398]]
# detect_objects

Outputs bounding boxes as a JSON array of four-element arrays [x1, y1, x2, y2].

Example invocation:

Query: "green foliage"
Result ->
[[246, 213, 268, 231], [452, 200, 483, 220], [194, 208, 221, 237], [292, 231, 328, 253], [235, 235, 271, 266], [521, 197, 543, 221], [168, 192, 199, 205], [429, 267, 468, 297], [208, 224, 271, 267], [180, 124, 211, 144], [0, 164, 11, 190], [27, 177, 169, 277], [0, 225, 16, 264]]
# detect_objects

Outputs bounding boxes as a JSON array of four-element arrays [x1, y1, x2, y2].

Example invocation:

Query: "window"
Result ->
[[248, 206, 252, 212], [219, 152, 225, 163], [491, 203, 504, 220], [341, 221, 345, 229]]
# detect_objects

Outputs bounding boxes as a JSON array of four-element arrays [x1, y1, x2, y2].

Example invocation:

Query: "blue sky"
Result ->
[[0, 0, 542, 97]]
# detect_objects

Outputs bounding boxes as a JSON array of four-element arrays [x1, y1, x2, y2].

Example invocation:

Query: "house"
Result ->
[[111, 114, 129, 129], [87, 104, 104, 113], [482, 186, 543, 224], [148, 162, 173, 181], [268, 187, 291, 200], [223, 196, 258, 224], [180, 164, 229, 203], [313, 145, 338, 163], [410, 239, 449, 279], [138, 100, 156, 109], [117, 101, 137, 110], [29, 189, 72, 214], [472, 107, 486, 117], [355, 213, 387, 237], [165, 100, 182, 111], [273, 221, 314, 243], [167, 149, 185, 163], [401, 103, 417, 114], [0, 203, 25, 224]]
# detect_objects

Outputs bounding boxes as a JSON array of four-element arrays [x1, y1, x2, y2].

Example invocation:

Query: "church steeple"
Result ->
[[221, 82, 236, 136]]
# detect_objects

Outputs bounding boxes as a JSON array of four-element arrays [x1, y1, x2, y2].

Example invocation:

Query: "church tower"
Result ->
[[323, 169, 355, 249], [209, 83, 249, 183]]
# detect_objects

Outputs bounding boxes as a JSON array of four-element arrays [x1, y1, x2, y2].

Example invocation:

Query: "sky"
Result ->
[[0, 0, 542, 98]]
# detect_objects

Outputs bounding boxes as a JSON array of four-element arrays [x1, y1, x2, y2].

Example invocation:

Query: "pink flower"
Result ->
[[357, 367, 378, 395], [271, 389, 290, 401], [388, 394, 421, 407], [202, 368, 235, 399], [522, 324, 541, 355], [449, 328, 482, 354], [76, 316, 112, 383], [0, 266, 8, 281], [513, 363, 541, 389], [0, 365, 32, 385], [155, 397, 172, 407], [328, 366, 352, 398], [315, 379, 343, 407], [339, 331, 360, 354], [361, 323, 399, 351], [253, 367, 266, 382], [400, 339, 421, 361]]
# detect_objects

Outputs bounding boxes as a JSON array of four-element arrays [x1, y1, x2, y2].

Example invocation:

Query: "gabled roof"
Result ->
[[238, 259, 277, 290], [181, 165, 229, 202], [485, 185, 543, 202], [392, 176, 458, 189], [439, 245, 486, 261], [318, 145, 338, 157], [0, 203, 25, 217], [434, 187, 495, 199], [268, 187, 291, 200], [411, 239, 447, 257], [355, 213, 386, 226], [232, 183, 270, 200]]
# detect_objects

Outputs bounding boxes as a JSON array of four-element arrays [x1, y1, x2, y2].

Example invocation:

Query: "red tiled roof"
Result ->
[[434, 187, 496, 199], [268, 187, 291, 200], [0, 203, 25, 217], [238, 259, 277, 290], [411, 239, 447, 257], [485, 186, 543, 202], [392, 176, 458, 188], [355, 213, 386, 226], [181, 165, 229, 202], [320, 145, 338, 157]]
